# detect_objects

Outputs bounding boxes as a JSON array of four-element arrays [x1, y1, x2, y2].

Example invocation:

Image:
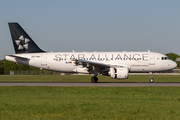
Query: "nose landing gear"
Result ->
[[149, 72, 154, 83]]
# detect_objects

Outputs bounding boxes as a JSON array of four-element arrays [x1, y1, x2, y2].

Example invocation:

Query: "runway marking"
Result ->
[[1, 82, 180, 87]]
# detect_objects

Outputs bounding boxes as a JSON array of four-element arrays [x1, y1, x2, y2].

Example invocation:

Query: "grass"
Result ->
[[0, 75, 180, 119], [0, 74, 180, 82], [0, 87, 180, 120]]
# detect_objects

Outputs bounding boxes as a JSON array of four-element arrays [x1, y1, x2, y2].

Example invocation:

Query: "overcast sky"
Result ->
[[0, 0, 180, 59]]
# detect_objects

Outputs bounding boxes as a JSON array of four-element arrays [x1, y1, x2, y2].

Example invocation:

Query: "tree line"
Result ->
[[0, 60, 39, 75], [0, 53, 179, 75]]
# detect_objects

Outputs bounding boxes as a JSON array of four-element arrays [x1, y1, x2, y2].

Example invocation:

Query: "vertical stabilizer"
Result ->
[[8, 23, 44, 54]]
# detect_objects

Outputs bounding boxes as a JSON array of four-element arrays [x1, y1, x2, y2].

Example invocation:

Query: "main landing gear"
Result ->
[[149, 72, 154, 83], [91, 77, 98, 83], [91, 71, 99, 83]]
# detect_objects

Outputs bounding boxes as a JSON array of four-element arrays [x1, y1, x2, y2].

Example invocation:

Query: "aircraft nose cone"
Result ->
[[171, 61, 177, 69]]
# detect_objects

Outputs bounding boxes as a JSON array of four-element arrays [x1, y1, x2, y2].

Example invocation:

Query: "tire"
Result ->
[[95, 77, 98, 82], [91, 77, 98, 83], [149, 78, 154, 83]]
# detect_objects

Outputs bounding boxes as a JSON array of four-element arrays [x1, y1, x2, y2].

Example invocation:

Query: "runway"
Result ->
[[1, 82, 180, 87]]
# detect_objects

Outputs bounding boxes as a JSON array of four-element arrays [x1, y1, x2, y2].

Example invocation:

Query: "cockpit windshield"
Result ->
[[161, 57, 169, 60]]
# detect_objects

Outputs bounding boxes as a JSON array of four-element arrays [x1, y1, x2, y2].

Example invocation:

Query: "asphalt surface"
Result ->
[[1, 82, 180, 87]]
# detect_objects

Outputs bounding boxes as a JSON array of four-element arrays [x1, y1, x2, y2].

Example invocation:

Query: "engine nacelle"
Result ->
[[109, 67, 129, 79]]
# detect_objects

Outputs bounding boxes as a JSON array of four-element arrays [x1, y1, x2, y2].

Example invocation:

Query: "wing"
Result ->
[[74, 59, 129, 73], [76, 59, 110, 67]]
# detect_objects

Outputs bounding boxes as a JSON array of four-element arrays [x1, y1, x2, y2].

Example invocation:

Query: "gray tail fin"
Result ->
[[8, 23, 45, 54]]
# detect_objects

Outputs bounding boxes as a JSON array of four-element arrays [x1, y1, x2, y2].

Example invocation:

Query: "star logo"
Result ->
[[15, 35, 30, 50]]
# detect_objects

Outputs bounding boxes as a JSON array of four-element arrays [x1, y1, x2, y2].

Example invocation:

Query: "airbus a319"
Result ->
[[5, 23, 177, 83]]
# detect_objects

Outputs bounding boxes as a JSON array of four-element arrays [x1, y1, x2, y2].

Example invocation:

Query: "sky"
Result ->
[[0, 0, 180, 59]]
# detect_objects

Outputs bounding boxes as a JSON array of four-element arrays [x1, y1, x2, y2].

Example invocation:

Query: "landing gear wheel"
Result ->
[[91, 77, 98, 83], [149, 78, 154, 83], [149, 72, 154, 83]]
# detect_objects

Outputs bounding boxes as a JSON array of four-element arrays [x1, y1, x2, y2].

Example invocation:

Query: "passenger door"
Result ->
[[149, 54, 155, 65]]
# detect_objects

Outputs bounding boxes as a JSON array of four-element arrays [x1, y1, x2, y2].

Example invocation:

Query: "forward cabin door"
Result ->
[[41, 54, 47, 66], [149, 54, 155, 65]]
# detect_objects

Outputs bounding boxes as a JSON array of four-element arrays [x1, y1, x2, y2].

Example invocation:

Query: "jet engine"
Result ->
[[108, 67, 129, 79]]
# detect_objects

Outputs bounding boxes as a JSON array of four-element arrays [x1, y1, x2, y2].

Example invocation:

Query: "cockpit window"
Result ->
[[161, 57, 169, 60]]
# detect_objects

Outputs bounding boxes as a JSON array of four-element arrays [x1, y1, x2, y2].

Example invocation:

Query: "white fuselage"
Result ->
[[5, 51, 177, 73]]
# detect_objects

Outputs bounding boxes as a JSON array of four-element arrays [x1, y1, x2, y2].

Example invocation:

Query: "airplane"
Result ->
[[5, 23, 177, 83]]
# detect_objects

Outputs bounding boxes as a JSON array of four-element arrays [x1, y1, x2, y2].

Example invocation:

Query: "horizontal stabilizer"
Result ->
[[5, 55, 30, 61]]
